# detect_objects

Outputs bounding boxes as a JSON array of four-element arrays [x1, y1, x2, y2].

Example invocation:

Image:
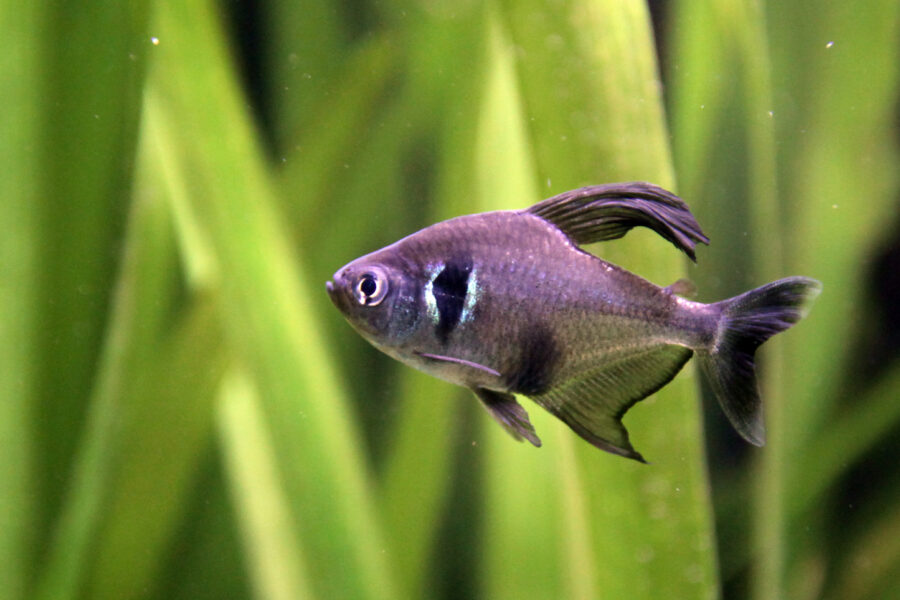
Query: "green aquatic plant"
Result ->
[[1, 1, 898, 599]]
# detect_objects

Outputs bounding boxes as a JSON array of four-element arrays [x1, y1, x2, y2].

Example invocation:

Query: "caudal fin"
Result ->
[[697, 277, 822, 445]]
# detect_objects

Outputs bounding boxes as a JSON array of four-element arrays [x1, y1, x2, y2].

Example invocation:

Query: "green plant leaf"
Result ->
[[146, 1, 397, 597], [34, 155, 181, 600], [477, 3, 718, 598], [34, 2, 151, 518], [0, 2, 43, 597], [217, 367, 314, 600]]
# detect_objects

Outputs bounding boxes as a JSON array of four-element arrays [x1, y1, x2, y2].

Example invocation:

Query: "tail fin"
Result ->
[[697, 277, 822, 445]]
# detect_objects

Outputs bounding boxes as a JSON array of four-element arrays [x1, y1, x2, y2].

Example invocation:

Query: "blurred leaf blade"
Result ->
[[35, 1, 152, 524], [218, 367, 314, 600], [34, 147, 182, 600], [84, 297, 226, 600], [280, 34, 398, 236], [61, 104, 234, 600], [792, 362, 900, 519], [669, 0, 900, 598], [263, 0, 347, 152], [378, 373, 462, 597], [0, 2, 43, 597], [158, 462, 252, 600], [775, 1, 900, 440], [477, 2, 718, 598], [148, 1, 397, 597], [765, 2, 900, 598]]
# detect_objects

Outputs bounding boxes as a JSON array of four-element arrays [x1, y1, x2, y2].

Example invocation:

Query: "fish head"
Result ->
[[326, 250, 422, 347]]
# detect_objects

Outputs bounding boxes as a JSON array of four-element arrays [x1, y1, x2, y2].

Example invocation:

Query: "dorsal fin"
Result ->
[[524, 182, 710, 261]]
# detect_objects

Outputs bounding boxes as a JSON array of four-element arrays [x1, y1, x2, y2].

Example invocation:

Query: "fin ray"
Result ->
[[525, 182, 709, 261]]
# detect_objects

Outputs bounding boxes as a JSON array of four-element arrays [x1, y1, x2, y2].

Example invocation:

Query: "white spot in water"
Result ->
[[547, 178, 552, 188], [768, 110, 774, 117], [150, 36, 159, 45], [832, 204, 839, 209], [700, 104, 705, 109], [826, 41, 835, 48]]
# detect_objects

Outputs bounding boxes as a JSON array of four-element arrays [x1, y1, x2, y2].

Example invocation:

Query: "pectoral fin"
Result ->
[[525, 182, 709, 261], [531, 344, 693, 462], [474, 388, 542, 447]]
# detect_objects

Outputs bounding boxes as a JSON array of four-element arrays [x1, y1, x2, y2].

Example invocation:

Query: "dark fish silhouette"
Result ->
[[326, 183, 821, 461]]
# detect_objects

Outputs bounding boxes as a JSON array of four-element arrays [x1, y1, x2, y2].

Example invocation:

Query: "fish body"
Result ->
[[326, 183, 821, 461]]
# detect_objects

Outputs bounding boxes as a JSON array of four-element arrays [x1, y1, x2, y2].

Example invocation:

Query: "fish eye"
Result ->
[[355, 270, 388, 306]]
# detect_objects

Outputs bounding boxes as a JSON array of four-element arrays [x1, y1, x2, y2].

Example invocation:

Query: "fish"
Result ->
[[325, 182, 822, 462]]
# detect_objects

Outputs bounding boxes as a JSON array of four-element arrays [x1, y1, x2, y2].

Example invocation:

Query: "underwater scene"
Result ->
[[2, 1, 897, 599]]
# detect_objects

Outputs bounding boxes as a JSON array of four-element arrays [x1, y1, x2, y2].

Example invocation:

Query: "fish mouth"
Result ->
[[325, 278, 344, 311]]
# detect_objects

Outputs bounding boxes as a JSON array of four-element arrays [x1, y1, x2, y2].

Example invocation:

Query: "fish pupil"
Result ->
[[360, 275, 377, 297]]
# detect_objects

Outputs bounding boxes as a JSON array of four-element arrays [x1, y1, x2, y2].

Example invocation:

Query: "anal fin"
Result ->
[[474, 388, 542, 447], [532, 344, 693, 462]]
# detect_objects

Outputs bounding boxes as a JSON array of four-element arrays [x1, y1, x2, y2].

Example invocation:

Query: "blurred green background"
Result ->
[[2, 1, 898, 599]]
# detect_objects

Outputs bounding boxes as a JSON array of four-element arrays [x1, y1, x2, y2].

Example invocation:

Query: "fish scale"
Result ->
[[326, 182, 821, 461]]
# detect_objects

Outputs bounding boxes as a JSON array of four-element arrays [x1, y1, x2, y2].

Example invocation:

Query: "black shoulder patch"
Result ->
[[506, 323, 561, 396], [432, 257, 473, 343]]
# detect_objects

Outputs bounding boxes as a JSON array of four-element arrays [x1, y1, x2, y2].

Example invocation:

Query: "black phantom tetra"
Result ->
[[326, 183, 821, 461]]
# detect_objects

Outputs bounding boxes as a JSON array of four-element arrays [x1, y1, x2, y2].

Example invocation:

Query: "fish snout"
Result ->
[[326, 270, 349, 312]]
